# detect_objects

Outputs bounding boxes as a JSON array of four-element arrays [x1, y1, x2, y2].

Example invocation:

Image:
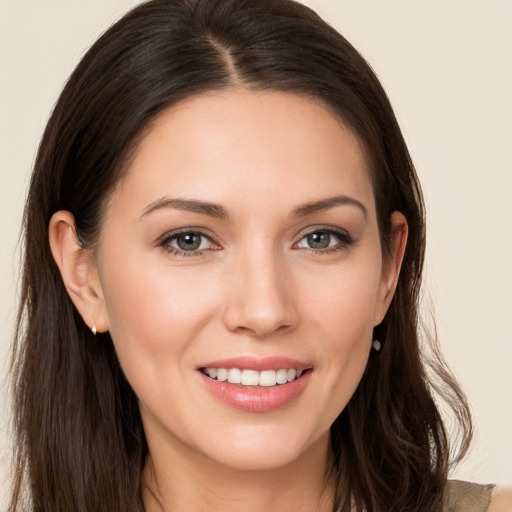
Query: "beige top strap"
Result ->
[[443, 480, 495, 512]]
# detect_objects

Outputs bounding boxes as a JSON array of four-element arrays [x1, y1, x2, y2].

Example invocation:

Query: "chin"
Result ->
[[195, 422, 330, 472]]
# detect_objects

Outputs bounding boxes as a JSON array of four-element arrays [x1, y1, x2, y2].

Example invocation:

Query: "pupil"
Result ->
[[308, 232, 330, 249], [177, 234, 201, 251]]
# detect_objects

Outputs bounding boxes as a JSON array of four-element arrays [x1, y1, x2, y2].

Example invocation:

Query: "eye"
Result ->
[[295, 229, 352, 251], [160, 230, 218, 254]]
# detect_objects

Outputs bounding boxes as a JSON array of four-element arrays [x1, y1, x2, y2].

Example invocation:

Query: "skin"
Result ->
[[489, 487, 512, 512], [50, 89, 409, 511]]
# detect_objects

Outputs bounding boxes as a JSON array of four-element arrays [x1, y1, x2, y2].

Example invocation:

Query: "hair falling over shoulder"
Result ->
[[10, 1, 472, 511]]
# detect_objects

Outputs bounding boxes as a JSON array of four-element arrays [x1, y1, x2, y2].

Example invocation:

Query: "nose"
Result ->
[[222, 245, 298, 338]]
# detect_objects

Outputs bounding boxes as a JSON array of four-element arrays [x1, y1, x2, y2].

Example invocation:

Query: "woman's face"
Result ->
[[91, 90, 404, 472]]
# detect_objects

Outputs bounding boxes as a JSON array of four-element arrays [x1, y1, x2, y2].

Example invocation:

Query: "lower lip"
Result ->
[[199, 371, 312, 412]]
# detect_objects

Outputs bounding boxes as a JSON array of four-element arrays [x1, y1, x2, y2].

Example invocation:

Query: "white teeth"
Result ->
[[241, 369, 259, 386], [276, 369, 288, 384], [227, 368, 242, 384], [259, 370, 277, 387], [203, 367, 306, 387], [217, 368, 228, 382]]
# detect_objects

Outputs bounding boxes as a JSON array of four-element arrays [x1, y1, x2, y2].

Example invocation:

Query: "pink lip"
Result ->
[[197, 356, 313, 413], [197, 356, 311, 372]]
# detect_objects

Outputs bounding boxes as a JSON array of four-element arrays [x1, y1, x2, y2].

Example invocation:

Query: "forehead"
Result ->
[[111, 89, 375, 219]]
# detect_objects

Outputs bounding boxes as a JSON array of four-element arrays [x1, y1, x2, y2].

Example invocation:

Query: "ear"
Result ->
[[374, 211, 408, 326], [48, 211, 109, 333]]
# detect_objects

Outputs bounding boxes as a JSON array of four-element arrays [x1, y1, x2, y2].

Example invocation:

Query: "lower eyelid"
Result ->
[[295, 229, 353, 248], [158, 230, 218, 252], [158, 228, 353, 255]]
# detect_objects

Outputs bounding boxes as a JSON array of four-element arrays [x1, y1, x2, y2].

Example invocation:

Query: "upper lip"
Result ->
[[197, 356, 312, 372]]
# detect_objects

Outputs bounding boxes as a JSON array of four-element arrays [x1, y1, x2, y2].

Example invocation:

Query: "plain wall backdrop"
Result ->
[[1, 0, 511, 507]]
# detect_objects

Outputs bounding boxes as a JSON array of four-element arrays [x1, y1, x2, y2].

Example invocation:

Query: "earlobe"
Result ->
[[374, 211, 408, 325], [48, 211, 109, 333]]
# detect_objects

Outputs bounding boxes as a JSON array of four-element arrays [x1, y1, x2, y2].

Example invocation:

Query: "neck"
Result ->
[[142, 432, 336, 512]]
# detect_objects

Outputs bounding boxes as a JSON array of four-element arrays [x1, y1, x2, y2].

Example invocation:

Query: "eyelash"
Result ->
[[158, 228, 219, 257], [294, 227, 354, 254], [158, 227, 354, 257]]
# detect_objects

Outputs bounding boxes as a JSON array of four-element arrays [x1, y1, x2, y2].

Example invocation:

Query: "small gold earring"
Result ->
[[91, 326, 97, 336]]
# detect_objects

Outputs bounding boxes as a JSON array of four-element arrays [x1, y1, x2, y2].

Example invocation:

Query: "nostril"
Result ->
[[230, 320, 294, 338], [222, 269, 298, 336]]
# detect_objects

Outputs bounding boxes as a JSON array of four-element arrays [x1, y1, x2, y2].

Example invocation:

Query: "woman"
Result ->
[[8, 0, 511, 511]]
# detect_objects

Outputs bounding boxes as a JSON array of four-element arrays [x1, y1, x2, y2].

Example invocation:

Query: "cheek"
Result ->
[[301, 258, 381, 399], [98, 252, 220, 381], [318, 289, 374, 387], [306, 258, 381, 341]]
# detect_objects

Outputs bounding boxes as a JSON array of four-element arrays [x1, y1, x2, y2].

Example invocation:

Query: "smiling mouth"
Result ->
[[199, 367, 309, 387]]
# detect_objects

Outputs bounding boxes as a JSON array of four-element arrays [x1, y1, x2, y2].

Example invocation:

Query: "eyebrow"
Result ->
[[292, 195, 368, 219], [139, 194, 367, 220], [140, 197, 229, 219]]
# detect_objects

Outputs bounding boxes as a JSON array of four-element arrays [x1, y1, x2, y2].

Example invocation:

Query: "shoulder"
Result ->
[[444, 480, 496, 512], [488, 486, 512, 512]]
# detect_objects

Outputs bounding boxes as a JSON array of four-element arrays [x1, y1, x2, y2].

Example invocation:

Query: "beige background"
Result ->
[[0, 0, 510, 506]]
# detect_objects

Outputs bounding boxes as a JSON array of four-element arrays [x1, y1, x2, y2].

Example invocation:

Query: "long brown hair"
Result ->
[[10, 1, 472, 511]]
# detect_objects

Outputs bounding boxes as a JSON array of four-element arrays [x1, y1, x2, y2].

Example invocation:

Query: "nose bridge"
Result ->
[[223, 239, 296, 337]]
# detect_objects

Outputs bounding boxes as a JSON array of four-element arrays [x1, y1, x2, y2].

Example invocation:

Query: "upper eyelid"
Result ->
[[156, 229, 220, 254], [293, 226, 354, 251], [294, 225, 351, 240], [158, 230, 221, 257], [159, 227, 217, 243], [157, 225, 352, 249]]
